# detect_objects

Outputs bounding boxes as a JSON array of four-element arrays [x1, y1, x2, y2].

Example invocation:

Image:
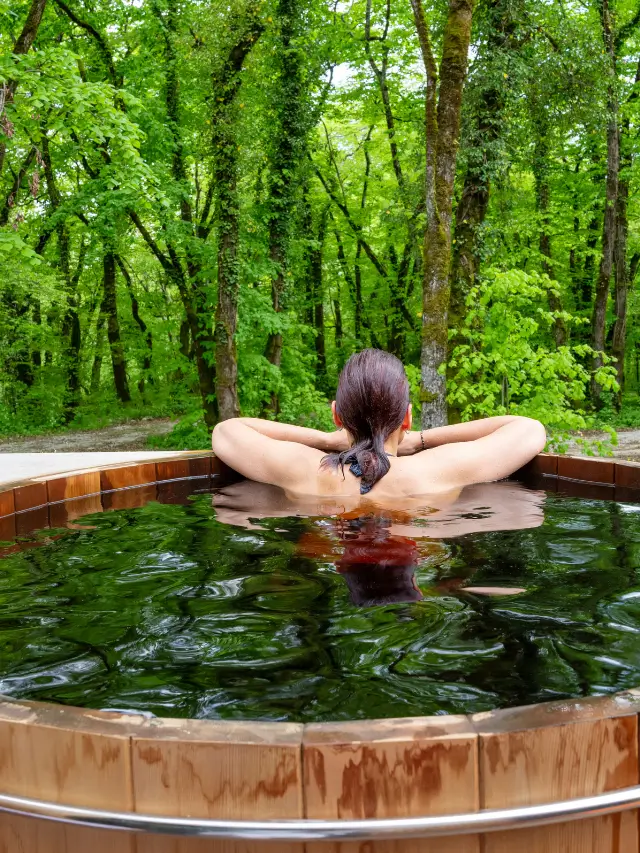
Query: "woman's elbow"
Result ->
[[524, 418, 547, 455], [211, 420, 235, 455]]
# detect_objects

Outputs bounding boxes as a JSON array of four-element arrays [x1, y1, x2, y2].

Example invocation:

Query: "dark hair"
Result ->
[[322, 349, 410, 492], [336, 530, 421, 607]]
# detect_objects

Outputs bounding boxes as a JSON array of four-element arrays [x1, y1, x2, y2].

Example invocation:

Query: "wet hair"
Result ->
[[322, 349, 410, 492], [336, 529, 421, 607]]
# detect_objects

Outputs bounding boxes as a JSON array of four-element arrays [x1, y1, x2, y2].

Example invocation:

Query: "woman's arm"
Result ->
[[409, 416, 547, 489], [211, 418, 349, 488], [214, 418, 349, 453], [398, 416, 534, 456]]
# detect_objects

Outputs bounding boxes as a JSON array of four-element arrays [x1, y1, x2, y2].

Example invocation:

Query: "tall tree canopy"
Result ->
[[1, 0, 638, 443]]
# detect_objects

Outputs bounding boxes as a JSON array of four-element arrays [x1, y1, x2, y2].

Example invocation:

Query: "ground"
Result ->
[[0, 418, 177, 452], [2, 420, 640, 460]]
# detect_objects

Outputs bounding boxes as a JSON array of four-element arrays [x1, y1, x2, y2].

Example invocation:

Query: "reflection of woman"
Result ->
[[298, 516, 424, 607], [212, 348, 546, 500], [213, 483, 540, 607]]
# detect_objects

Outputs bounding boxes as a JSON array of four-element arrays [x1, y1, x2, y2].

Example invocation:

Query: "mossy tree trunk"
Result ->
[[212, 3, 263, 421], [102, 249, 131, 404], [41, 130, 86, 422], [532, 108, 567, 348], [410, 0, 476, 428], [449, 0, 520, 329], [611, 57, 640, 407], [0, 0, 48, 180], [264, 0, 308, 412], [591, 0, 621, 407]]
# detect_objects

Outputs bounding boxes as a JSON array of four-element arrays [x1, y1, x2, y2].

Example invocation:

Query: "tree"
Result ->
[[410, 0, 477, 428]]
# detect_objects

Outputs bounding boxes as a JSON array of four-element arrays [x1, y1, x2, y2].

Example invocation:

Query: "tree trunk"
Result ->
[[0, 0, 48, 180], [90, 309, 106, 394], [102, 250, 131, 403], [612, 133, 631, 406], [591, 0, 618, 407], [334, 294, 344, 368], [310, 209, 328, 379], [410, 0, 476, 428], [265, 0, 307, 406], [212, 5, 263, 421], [449, 0, 517, 327], [116, 255, 153, 394], [32, 300, 42, 369], [532, 115, 567, 347]]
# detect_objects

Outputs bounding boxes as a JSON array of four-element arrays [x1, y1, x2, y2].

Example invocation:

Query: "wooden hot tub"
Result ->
[[1, 450, 640, 853]]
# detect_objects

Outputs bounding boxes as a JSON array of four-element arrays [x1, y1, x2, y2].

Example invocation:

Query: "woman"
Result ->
[[211, 349, 546, 499]]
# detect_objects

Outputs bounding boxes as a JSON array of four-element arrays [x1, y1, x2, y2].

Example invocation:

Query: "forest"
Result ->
[[0, 0, 638, 451]]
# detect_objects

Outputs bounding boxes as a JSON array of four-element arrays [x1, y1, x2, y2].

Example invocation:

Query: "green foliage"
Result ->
[[448, 268, 619, 450], [1, 0, 639, 450], [148, 410, 211, 450]]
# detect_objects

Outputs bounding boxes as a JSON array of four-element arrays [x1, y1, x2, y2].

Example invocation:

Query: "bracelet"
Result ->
[[420, 430, 426, 451]]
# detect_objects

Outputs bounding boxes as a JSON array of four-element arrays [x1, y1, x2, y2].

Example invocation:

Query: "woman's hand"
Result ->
[[324, 429, 350, 454]]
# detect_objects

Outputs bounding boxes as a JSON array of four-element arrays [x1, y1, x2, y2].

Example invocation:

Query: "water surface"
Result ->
[[1, 479, 640, 721]]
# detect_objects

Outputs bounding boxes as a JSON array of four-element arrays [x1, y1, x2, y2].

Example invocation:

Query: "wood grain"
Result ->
[[0, 701, 141, 853], [0, 489, 15, 518], [0, 812, 133, 853], [0, 513, 16, 544], [615, 461, 640, 490], [132, 718, 305, 853], [47, 471, 101, 503], [188, 456, 212, 478], [475, 700, 639, 853], [49, 493, 103, 527], [132, 718, 304, 819], [15, 505, 49, 536], [557, 455, 615, 484], [13, 482, 48, 512], [102, 483, 157, 511], [100, 463, 157, 492], [303, 716, 479, 853], [157, 460, 191, 482], [134, 837, 303, 853]]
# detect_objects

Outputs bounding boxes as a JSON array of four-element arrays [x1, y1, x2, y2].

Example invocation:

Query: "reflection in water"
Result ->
[[212, 480, 541, 606], [5, 479, 640, 721]]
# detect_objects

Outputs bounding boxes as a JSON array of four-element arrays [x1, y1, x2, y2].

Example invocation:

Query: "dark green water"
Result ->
[[2, 479, 640, 721]]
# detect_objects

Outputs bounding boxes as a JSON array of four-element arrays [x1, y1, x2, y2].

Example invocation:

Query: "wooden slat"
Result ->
[[0, 699, 142, 853], [133, 838, 302, 853], [157, 479, 202, 505], [187, 456, 212, 478], [474, 693, 640, 853], [0, 489, 15, 518], [13, 483, 48, 512], [157, 460, 191, 482], [0, 513, 15, 544], [47, 471, 101, 503], [100, 463, 157, 492], [132, 718, 305, 853], [49, 494, 103, 528], [0, 813, 131, 853], [303, 716, 479, 853], [615, 461, 640, 490], [15, 506, 48, 536], [557, 456, 615, 484], [102, 483, 157, 511]]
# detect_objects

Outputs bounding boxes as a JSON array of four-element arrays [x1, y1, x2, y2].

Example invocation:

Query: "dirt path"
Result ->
[[567, 429, 640, 462], [0, 417, 178, 453]]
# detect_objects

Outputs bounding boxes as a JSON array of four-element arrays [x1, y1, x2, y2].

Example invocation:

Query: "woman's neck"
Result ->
[[384, 432, 401, 457]]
